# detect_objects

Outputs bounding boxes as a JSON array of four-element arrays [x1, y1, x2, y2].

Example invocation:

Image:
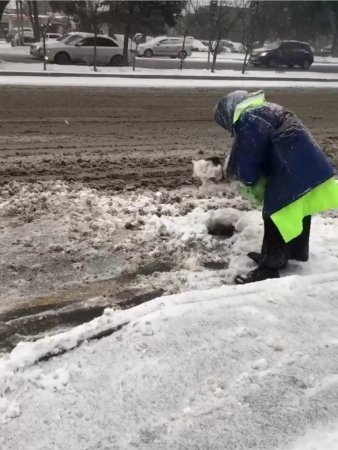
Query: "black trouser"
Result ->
[[260, 216, 311, 270]]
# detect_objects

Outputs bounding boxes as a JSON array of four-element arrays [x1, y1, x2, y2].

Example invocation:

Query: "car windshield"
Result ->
[[262, 42, 280, 50], [146, 37, 165, 45], [64, 35, 85, 45]]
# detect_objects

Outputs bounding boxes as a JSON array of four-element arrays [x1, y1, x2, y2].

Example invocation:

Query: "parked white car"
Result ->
[[137, 36, 193, 59], [191, 39, 208, 52], [30, 32, 79, 58], [33, 33, 127, 65]]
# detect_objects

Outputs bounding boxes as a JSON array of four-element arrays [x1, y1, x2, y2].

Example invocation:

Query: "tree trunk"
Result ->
[[123, 2, 133, 66], [132, 42, 139, 72], [19, 0, 24, 46], [0, 1, 9, 25], [15, 1, 22, 45], [123, 28, 130, 66], [28, 1, 40, 42], [27, 1, 34, 35], [93, 3, 98, 72], [332, 11, 338, 57], [32, 1, 40, 41], [179, 33, 187, 70], [211, 38, 220, 73], [242, 49, 249, 74], [207, 0, 215, 70]]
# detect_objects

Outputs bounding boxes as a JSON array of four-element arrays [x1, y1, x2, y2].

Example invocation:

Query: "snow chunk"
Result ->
[[251, 358, 269, 371]]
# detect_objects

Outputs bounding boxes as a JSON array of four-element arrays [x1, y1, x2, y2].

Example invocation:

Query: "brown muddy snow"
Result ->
[[1, 87, 338, 190]]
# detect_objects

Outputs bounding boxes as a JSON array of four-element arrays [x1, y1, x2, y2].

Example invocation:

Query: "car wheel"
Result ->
[[178, 50, 187, 60], [54, 52, 70, 65], [110, 54, 123, 66], [268, 58, 278, 68], [144, 49, 153, 58], [301, 60, 311, 70]]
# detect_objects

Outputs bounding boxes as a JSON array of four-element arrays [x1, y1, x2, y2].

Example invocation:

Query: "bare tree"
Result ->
[[241, 1, 263, 74], [131, 33, 143, 71], [15, 0, 25, 46], [40, 13, 54, 71], [93, 0, 99, 72], [27, 1, 40, 42], [0, 0, 9, 25], [106, 1, 184, 66], [208, 1, 242, 73], [175, 1, 201, 70]]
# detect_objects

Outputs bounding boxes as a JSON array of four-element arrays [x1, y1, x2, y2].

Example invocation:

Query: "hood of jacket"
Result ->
[[214, 90, 249, 135]]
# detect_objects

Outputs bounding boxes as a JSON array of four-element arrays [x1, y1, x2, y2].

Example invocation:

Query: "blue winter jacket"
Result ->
[[214, 91, 335, 216]]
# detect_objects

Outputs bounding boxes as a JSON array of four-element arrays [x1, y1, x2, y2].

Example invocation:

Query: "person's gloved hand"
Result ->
[[239, 176, 267, 205]]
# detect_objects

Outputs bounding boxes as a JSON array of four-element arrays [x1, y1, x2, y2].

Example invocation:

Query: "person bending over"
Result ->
[[214, 90, 338, 284]]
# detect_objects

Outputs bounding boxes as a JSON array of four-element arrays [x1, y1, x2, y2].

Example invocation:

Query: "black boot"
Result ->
[[248, 250, 308, 264], [234, 267, 279, 285], [247, 251, 261, 264], [286, 248, 309, 262]]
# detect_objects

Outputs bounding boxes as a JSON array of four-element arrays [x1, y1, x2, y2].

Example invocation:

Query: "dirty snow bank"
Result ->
[[0, 179, 253, 311], [2, 179, 338, 309], [0, 269, 338, 449]]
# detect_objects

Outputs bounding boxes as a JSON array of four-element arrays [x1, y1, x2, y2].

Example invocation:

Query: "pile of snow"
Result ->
[[2, 178, 338, 298], [0, 179, 251, 299], [192, 157, 224, 184]]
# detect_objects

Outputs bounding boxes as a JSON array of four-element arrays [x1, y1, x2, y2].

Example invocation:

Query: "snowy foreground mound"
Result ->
[[1, 271, 338, 449], [0, 180, 338, 449]]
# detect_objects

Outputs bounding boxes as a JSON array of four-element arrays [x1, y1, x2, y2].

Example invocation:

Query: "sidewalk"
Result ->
[[1, 75, 338, 89], [1, 62, 338, 83]]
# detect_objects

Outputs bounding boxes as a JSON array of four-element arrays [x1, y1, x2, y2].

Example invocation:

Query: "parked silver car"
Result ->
[[36, 33, 126, 65], [137, 36, 193, 59], [30, 32, 80, 59]]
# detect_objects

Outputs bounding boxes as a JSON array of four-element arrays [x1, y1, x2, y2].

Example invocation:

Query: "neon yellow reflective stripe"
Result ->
[[271, 178, 338, 243], [233, 90, 266, 124]]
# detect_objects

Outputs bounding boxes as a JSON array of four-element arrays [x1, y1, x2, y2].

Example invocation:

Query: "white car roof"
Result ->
[[45, 33, 120, 48], [143, 36, 193, 45]]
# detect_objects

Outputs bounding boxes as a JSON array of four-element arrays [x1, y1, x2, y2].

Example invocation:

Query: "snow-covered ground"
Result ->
[[2, 61, 338, 80], [0, 176, 338, 449], [1, 76, 338, 89]]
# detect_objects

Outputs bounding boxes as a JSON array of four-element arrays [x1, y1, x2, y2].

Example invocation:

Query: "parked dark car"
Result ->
[[250, 41, 314, 69]]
